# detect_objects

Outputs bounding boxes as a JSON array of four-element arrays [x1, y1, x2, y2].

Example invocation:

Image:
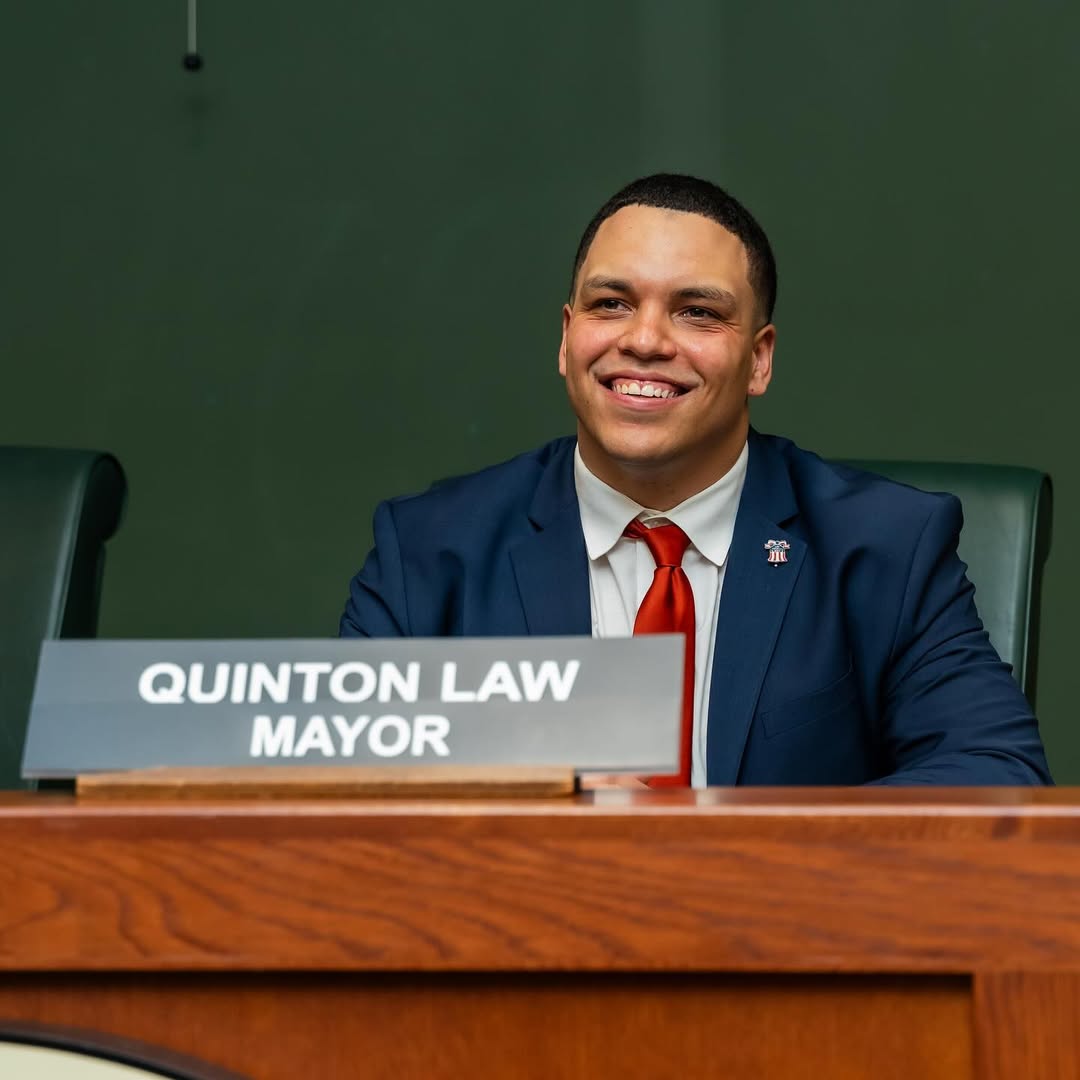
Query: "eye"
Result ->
[[592, 297, 629, 313], [682, 306, 719, 320]]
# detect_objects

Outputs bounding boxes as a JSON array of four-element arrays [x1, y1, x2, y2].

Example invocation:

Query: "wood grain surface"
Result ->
[[0, 788, 1078, 973], [975, 973, 1080, 1079], [0, 973, 972, 1080], [76, 764, 576, 799], [2, 790, 1077, 1078]]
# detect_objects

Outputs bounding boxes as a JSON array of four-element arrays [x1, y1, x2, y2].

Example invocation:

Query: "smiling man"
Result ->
[[340, 174, 1051, 787], [561, 190, 773, 512]]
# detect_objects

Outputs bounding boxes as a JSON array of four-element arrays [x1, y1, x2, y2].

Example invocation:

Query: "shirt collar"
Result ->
[[573, 440, 749, 567]]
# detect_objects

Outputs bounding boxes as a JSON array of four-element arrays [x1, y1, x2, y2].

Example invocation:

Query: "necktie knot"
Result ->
[[624, 519, 691, 568]]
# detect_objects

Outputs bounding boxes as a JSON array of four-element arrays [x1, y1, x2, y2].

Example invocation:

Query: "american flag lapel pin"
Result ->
[[764, 539, 790, 566]]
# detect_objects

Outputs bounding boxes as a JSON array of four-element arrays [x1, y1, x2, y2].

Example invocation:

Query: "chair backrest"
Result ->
[[839, 461, 1051, 708], [0, 448, 126, 788]]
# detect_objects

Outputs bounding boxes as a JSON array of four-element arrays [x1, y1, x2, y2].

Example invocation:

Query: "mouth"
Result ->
[[600, 375, 688, 402]]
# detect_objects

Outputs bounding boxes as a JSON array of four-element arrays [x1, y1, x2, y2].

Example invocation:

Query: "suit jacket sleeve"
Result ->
[[872, 494, 1051, 785], [339, 501, 410, 638]]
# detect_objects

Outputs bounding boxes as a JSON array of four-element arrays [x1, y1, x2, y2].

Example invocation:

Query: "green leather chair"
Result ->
[[0, 448, 126, 788], [840, 461, 1051, 709]]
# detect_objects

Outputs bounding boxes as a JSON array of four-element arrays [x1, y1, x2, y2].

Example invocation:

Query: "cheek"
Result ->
[[685, 340, 744, 384], [566, 323, 617, 370]]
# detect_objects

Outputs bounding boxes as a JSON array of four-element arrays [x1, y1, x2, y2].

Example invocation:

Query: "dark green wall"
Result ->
[[3, 3, 1077, 776]]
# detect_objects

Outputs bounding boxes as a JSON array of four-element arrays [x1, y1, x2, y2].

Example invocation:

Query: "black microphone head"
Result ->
[[182, 52, 204, 71]]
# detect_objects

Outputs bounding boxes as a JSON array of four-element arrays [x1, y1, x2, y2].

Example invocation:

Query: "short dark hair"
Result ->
[[569, 173, 777, 323]]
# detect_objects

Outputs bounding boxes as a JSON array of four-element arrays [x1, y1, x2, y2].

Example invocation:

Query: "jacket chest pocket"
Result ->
[[759, 665, 859, 739]]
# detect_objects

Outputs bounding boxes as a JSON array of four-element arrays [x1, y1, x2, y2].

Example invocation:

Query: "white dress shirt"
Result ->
[[573, 443, 748, 787]]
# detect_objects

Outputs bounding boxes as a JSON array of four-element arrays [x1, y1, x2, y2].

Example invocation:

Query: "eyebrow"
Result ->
[[674, 285, 737, 308], [580, 277, 737, 309], [581, 276, 632, 294]]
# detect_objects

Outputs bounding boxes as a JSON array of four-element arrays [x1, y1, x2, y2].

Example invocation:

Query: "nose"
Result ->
[[617, 303, 677, 362]]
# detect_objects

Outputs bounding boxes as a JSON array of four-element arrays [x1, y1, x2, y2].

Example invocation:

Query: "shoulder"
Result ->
[[760, 431, 959, 525], [378, 436, 576, 532], [752, 431, 963, 563]]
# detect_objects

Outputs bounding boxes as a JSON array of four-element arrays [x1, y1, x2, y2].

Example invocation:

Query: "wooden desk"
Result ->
[[0, 788, 1078, 1078]]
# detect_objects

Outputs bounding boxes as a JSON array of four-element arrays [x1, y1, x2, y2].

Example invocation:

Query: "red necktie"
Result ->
[[624, 520, 695, 787]]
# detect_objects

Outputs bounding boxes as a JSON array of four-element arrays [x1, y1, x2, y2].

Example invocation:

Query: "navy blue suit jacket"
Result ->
[[340, 431, 1051, 785]]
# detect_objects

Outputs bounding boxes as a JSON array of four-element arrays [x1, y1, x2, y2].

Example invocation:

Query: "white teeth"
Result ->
[[612, 380, 679, 399]]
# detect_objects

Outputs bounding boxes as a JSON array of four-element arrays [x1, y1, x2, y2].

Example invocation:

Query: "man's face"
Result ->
[[559, 204, 774, 503]]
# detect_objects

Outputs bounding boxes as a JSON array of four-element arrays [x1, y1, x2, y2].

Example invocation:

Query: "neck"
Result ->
[[578, 429, 749, 511]]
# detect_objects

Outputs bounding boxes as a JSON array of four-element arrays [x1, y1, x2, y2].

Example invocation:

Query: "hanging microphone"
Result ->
[[183, 0, 203, 70]]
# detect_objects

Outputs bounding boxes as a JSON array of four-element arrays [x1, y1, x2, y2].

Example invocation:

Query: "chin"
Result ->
[[594, 434, 679, 471]]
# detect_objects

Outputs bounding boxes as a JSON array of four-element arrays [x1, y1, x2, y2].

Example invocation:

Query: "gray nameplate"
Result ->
[[22, 637, 683, 778]]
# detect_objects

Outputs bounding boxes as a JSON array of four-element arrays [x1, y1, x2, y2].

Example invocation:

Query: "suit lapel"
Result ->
[[509, 442, 591, 636], [706, 432, 806, 784], [505, 433, 807, 775]]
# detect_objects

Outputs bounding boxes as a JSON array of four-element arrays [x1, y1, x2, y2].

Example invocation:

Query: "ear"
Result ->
[[558, 304, 572, 377], [747, 323, 775, 397]]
